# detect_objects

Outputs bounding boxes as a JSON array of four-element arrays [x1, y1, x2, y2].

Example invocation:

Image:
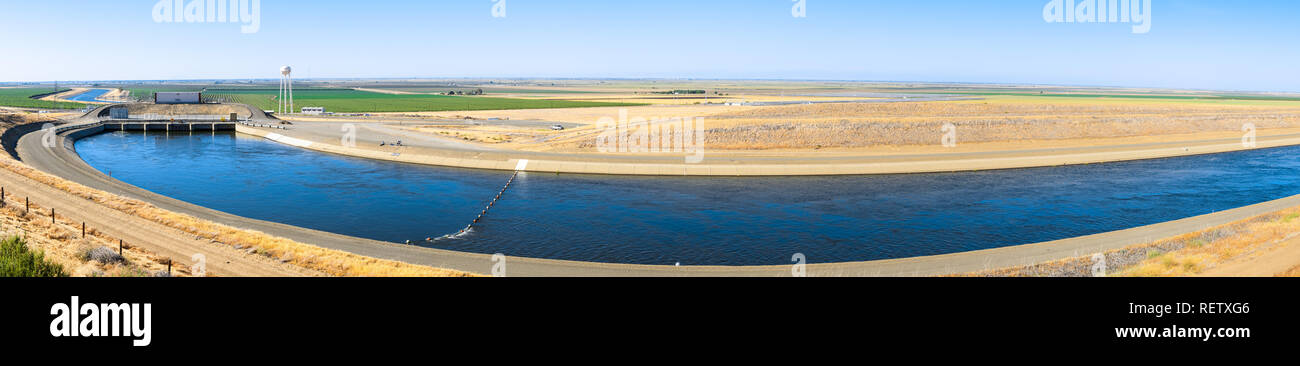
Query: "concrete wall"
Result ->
[[124, 104, 252, 119], [1, 122, 50, 160]]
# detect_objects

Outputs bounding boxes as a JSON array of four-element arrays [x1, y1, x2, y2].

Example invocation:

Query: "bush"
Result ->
[[114, 267, 150, 277], [0, 236, 68, 277], [80, 246, 124, 264]]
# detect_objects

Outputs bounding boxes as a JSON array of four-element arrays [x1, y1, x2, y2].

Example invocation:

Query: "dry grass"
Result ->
[[1279, 265, 1300, 277], [375, 104, 752, 124], [968, 206, 1300, 277], [383, 96, 1300, 153], [0, 198, 175, 277], [1121, 210, 1300, 277], [690, 97, 1300, 150], [394, 124, 527, 145], [0, 113, 55, 126]]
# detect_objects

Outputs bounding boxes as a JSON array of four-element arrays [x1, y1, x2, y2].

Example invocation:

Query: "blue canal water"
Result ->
[[65, 89, 113, 103], [74, 131, 1300, 265]]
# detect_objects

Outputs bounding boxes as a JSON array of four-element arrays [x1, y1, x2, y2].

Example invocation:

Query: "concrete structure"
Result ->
[[278, 66, 294, 115], [155, 92, 202, 104], [108, 106, 129, 119], [301, 107, 325, 115], [102, 121, 235, 132], [76, 103, 278, 125]]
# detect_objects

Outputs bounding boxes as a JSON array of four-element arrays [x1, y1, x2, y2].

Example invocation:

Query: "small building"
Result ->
[[301, 107, 326, 115], [155, 92, 202, 104]]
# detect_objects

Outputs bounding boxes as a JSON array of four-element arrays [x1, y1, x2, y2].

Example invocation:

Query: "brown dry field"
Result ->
[[376, 96, 1300, 155], [688, 97, 1300, 150], [99, 88, 128, 101]]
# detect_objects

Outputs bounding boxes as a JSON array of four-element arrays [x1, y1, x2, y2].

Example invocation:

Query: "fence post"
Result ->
[[25, 197, 29, 213], [82, 222, 86, 238], [50, 208, 54, 224], [119, 239, 123, 255]]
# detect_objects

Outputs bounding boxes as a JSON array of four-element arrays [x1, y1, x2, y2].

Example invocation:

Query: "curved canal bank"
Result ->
[[238, 120, 1300, 177], [6, 117, 1300, 275], [64, 88, 114, 103], [68, 128, 1300, 267]]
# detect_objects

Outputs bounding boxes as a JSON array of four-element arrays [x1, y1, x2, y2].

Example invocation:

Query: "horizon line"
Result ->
[[3, 77, 1297, 95]]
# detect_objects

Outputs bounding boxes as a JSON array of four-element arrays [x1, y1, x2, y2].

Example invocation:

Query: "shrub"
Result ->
[[80, 246, 124, 264], [114, 267, 150, 277], [1283, 213, 1300, 223], [0, 236, 68, 277]]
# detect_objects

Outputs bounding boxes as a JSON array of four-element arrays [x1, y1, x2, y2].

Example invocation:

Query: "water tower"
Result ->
[[278, 66, 294, 114]]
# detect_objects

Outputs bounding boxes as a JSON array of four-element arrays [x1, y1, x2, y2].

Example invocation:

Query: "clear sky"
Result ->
[[1, 0, 1296, 92]]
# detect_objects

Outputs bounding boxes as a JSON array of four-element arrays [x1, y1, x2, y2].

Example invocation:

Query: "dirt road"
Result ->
[[0, 127, 313, 277]]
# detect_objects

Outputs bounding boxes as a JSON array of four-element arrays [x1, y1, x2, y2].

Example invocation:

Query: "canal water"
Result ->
[[65, 89, 114, 103], [74, 131, 1300, 265]]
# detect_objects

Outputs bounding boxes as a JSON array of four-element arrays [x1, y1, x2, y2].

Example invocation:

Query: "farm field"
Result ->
[[0, 88, 85, 109], [124, 87, 644, 113], [361, 86, 601, 95]]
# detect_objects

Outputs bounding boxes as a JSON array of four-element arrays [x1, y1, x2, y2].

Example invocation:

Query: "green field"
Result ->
[[200, 88, 644, 113], [0, 88, 86, 109]]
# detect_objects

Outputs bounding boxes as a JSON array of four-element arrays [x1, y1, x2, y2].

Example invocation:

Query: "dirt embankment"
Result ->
[[969, 207, 1300, 277], [666, 101, 1300, 150], [34, 88, 86, 104], [1, 114, 54, 160]]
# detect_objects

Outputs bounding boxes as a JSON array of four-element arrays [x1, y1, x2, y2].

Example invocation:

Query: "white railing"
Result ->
[[237, 121, 288, 129], [114, 114, 233, 121]]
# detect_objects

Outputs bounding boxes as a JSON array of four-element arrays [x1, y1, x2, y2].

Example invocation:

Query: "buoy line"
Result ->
[[414, 171, 520, 244]]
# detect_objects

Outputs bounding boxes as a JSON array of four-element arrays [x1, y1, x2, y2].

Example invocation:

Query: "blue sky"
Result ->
[[1, 0, 1297, 91]]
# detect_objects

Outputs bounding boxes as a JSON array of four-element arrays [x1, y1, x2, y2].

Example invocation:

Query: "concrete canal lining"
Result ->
[[13, 118, 1300, 276]]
